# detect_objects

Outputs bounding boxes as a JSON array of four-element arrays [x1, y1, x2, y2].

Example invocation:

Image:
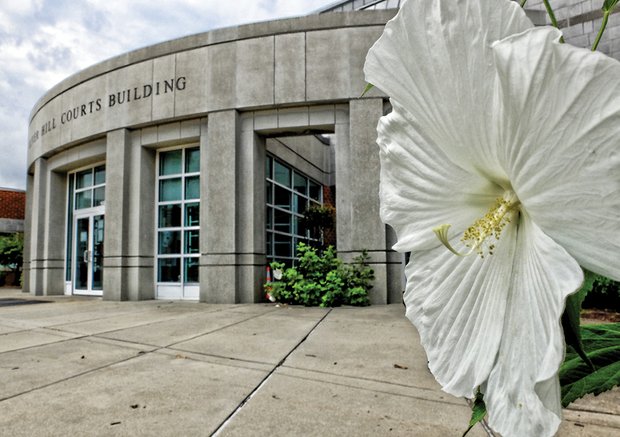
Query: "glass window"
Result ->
[[159, 178, 182, 202], [185, 147, 200, 173], [76, 169, 93, 189], [158, 258, 181, 282], [184, 230, 200, 254], [93, 187, 105, 207], [159, 231, 181, 254], [94, 166, 106, 185], [265, 156, 325, 265], [185, 176, 200, 200], [159, 204, 181, 228], [75, 190, 92, 209], [184, 258, 199, 283], [185, 203, 199, 227], [293, 172, 307, 195], [160, 150, 182, 176], [157, 147, 200, 286], [274, 161, 291, 187]]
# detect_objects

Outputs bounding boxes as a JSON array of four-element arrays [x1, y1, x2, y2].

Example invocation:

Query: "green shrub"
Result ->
[[582, 273, 620, 312], [265, 243, 373, 307]]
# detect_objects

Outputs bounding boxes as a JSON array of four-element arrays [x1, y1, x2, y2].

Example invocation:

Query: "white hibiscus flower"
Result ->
[[364, 0, 620, 436]]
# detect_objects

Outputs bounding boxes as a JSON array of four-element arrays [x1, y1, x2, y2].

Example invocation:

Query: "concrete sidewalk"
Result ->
[[0, 289, 618, 436]]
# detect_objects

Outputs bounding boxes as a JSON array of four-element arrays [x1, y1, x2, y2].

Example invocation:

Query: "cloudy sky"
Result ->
[[0, 0, 336, 190]]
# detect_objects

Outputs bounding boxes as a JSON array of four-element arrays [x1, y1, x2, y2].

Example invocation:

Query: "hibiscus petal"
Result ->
[[364, 0, 532, 182], [492, 26, 620, 281], [404, 220, 517, 397], [378, 103, 503, 251], [484, 213, 583, 437]]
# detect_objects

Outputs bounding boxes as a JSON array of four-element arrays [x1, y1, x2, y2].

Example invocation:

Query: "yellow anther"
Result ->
[[434, 193, 520, 258]]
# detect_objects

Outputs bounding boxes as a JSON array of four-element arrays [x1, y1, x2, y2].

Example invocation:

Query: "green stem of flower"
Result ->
[[542, 0, 565, 43], [592, 11, 610, 51], [520, 0, 527, 7]]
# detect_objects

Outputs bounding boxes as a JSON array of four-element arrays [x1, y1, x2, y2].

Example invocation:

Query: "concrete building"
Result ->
[[24, 0, 619, 303]]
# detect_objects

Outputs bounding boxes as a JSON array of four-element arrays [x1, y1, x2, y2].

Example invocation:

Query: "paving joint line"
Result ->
[[211, 308, 333, 437]]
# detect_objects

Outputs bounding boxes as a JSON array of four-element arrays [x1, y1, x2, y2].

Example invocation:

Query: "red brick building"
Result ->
[[0, 188, 25, 234]]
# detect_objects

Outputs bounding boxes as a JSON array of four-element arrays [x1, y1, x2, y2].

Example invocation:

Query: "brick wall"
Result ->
[[0, 189, 26, 220], [527, 0, 620, 60]]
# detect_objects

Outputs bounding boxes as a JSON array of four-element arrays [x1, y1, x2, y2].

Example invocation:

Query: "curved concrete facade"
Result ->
[[25, 10, 405, 303]]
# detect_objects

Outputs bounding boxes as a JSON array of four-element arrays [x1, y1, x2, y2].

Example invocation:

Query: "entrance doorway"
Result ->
[[73, 211, 104, 296]]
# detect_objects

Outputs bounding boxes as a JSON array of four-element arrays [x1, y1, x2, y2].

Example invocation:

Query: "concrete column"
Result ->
[[27, 158, 47, 296], [201, 111, 238, 303], [340, 98, 391, 304], [125, 133, 156, 300], [103, 129, 131, 301], [236, 117, 267, 303], [22, 173, 34, 294], [42, 170, 67, 295]]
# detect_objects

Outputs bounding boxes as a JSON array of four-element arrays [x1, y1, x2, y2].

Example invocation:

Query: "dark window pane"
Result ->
[[159, 204, 181, 228], [160, 150, 182, 176], [293, 195, 307, 215], [159, 178, 182, 202], [75, 190, 92, 209], [274, 209, 291, 233], [185, 203, 199, 227], [294, 216, 307, 237], [266, 182, 272, 204], [184, 230, 200, 254], [94, 166, 106, 185], [266, 232, 272, 257], [185, 147, 200, 173], [158, 231, 181, 254], [93, 187, 105, 207], [185, 176, 200, 200], [293, 172, 307, 195], [76, 169, 93, 189], [184, 257, 199, 283], [265, 156, 272, 179], [266, 207, 272, 229], [274, 185, 291, 210], [309, 181, 321, 201], [274, 233, 292, 258], [274, 161, 291, 187], [158, 258, 181, 282]]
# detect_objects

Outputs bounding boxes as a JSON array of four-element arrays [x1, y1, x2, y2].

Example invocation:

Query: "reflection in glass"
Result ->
[[309, 180, 321, 201], [160, 150, 182, 176], [274, 209, 291, 233], [293, 195, 307, 215], [93, 187, 105, 207], [76, 169, 93, 189], [158, 258, 181, 282], [274, 185, 291, 210], [159, 204, 181, 228], [94, 166, 106, 185], [185, 257, 199, 283], [185, 147, 200, 173], [185, 176, 200, 200], [92, 215, 104, 290], [184, 230, 199, 254], [185, 203, 199, 227], [158, 231, 181, 254], [159, 178, 182, 202], [274, 233, 292, 257], [75, 217, 89, 289], [293, 172, 307, 195], [274, 161, 291, 187], [76, 190, 92, 209]]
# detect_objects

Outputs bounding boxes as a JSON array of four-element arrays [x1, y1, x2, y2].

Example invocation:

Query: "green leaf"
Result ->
[[360, 83, 374, 98], [562, 270, 597, 371], [462, 389, 486, 437], [560, 323, 620, 407]]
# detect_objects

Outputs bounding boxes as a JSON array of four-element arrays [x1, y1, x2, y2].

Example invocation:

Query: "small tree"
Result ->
[[0, 233, 24, 285]]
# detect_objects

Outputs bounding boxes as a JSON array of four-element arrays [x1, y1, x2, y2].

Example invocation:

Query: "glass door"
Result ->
[[73, 212, 104, 296]]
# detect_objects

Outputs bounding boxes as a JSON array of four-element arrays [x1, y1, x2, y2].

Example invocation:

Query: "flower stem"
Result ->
[[520, 0, 527, 7], [592, 10, 610, 51], [542, 0, 565, 43]]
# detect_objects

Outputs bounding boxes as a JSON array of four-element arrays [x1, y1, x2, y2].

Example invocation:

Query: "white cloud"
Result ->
[[0, 0, 333, 189]]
